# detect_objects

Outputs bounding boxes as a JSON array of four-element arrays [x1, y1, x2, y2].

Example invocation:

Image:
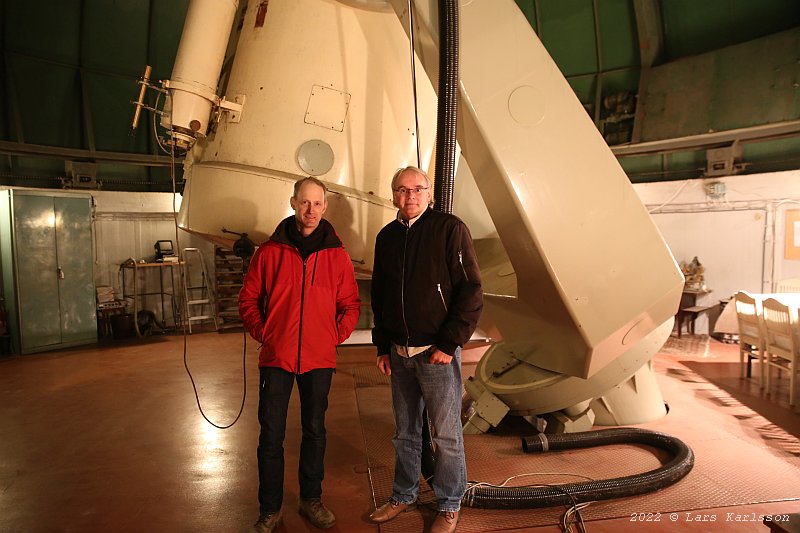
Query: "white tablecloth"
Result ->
[[714, 301, 738, 334], [713, 293, 800, 334]]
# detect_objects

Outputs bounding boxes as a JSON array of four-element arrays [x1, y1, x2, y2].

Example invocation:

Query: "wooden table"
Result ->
[[675, 288, 713, 337]]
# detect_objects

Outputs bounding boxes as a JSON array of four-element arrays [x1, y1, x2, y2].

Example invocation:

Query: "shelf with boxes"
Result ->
[[214, 245, 250, 330]]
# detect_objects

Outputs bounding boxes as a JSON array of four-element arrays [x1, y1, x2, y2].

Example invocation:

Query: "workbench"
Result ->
[[119, 261, 183, 337]]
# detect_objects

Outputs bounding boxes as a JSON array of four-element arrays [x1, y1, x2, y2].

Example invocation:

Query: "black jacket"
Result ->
[[371, 208, 483, 356]]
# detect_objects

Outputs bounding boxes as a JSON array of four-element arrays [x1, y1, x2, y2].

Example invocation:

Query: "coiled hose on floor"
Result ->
[[460, 427, 694, 509]]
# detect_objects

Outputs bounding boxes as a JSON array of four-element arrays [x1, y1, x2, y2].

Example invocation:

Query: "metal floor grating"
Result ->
[[352, 354, 800, 532]]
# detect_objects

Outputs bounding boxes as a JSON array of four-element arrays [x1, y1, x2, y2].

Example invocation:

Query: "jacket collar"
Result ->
[[270, 216, 342, 252], [397, 204, 430, 228]]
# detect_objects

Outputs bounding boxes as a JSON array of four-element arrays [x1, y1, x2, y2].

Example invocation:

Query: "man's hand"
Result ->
[[377, 354, 391, 375], [429, 348, 453, 365]]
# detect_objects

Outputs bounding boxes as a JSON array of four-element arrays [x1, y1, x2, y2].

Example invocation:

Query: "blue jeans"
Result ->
[[389, 346, 466, 512], [257, 366, 333, 514]]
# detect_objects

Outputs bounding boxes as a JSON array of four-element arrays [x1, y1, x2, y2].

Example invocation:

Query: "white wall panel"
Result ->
[[91, 191, 214, 327], [651, 209, 766, 333], [634, 169, 800, 334]]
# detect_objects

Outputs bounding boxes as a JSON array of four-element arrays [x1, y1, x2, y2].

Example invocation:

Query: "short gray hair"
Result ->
[[293, 176, 328, 199], [391, 166, 435, 207]]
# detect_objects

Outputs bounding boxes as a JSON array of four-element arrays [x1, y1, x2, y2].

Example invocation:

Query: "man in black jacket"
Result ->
[[369, 166, 483, 533]]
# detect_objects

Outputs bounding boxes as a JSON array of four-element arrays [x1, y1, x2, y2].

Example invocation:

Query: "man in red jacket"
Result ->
[[239, 177, 360, 533]]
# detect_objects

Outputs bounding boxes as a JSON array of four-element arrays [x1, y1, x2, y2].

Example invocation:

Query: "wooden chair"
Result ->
[[775, 277, 800, 293], [733, 291, 765, 387], [761, 297, 799, 406]]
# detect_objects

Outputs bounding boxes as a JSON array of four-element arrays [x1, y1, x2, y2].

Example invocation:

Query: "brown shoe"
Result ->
[[368, 499, 417, 523], [253, 510, 282, 533], [298, 498, 336, 529], [431, 510, 459, 533]]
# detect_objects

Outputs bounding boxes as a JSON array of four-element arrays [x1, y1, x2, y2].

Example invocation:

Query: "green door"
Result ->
[[54, 197, 96, 345], [13, 195, 62, 351], [12, 194, 96, 353]]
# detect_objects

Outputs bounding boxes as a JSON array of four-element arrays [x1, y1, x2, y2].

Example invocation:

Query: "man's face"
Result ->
[[393, 170, 431, 221], [290, 182, 327, 236]]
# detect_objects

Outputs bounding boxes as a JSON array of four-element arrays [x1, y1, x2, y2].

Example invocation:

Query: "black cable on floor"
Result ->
[[182, 328, 248, 429], [167, 141, 247, 429]]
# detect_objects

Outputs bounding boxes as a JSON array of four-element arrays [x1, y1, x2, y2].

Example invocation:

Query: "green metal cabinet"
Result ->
[[0, 190, 96, 354]]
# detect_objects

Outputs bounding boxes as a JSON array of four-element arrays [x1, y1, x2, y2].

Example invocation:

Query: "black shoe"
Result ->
[[298, 498, 336, 529]]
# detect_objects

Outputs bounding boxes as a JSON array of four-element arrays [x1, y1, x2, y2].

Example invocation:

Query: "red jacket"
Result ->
[[239, 218, 360, 373]]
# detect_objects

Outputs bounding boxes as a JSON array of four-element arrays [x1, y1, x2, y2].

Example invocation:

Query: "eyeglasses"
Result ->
[[392, 186, 429, 196]]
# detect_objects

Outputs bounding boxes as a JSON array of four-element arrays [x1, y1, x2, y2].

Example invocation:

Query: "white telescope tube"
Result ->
[[164, 0, 239, 149]]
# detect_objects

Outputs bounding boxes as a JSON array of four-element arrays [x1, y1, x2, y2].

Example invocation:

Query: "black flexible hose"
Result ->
[[420, 0, 694, 514], [421, 0, 459, 486], [433, 0, 459, 214], [461, 428, 694, 509]]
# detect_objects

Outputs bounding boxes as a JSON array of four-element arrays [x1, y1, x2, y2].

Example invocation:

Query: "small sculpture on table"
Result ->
[[681, 256, 705, 290]]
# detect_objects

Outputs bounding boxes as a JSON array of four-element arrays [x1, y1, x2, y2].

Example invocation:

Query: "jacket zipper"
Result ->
[[297, 257, 308, 374], [311, 253, 318, 285], [437, 283, 448, 312], [458, 250, 469, 281], [401, 225, 410, 351]]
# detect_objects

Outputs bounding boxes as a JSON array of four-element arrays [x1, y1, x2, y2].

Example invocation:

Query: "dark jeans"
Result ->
[[257, 366, 334, 514]]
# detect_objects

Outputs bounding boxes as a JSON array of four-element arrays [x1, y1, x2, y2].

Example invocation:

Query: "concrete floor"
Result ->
[[0, 330, 798, 532]]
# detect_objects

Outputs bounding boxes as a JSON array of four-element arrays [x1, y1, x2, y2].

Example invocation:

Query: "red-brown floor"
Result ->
[[0, 331, 798, 532]]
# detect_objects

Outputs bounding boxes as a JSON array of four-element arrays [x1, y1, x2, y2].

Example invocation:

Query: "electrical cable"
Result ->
[[164, 137, 248, 430], [465, 472, 594, 532], [563, 501, 591, 533], [407, 0, 421, 168], [647, 179, 689, 214]]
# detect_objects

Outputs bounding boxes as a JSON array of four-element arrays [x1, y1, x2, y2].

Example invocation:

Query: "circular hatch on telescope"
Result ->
[[297, 139, 335, 176]]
